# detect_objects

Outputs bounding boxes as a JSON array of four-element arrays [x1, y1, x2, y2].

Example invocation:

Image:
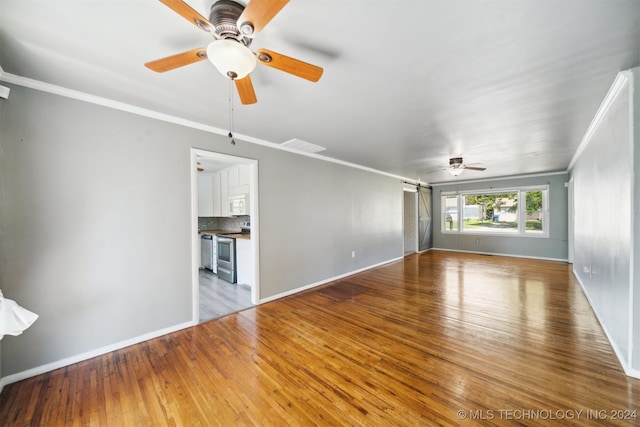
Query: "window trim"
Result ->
[[441, 185, 549, 238]]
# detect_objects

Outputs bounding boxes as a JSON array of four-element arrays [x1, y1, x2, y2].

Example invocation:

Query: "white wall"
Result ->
[[633, 68, 640, 372], [0, 83, 404, 379], [570, 70, 637, 377]]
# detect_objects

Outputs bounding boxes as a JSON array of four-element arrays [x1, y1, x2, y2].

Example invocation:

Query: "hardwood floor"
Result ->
[[199, 268, 252, 323], [2, 251, 639, 426]]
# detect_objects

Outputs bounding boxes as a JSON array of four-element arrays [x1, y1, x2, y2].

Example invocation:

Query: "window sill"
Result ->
[[440, 230, 549, 239]]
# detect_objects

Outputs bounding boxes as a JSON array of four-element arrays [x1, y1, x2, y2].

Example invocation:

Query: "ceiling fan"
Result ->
[[145, 0, 324, 105], [430, 157, 486, 176]]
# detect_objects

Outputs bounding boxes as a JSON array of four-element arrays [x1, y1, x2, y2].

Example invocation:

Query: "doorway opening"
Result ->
[[403, 183, 433, 255], [191, 148, 260, 324], [403, 188, 418, 255], [417, 186, 433, 252]]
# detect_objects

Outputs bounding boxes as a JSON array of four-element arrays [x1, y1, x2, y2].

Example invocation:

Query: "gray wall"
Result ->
[[431, 173, 568, 260], [0, 84, 403, 377], [570, 69, 637, 375]]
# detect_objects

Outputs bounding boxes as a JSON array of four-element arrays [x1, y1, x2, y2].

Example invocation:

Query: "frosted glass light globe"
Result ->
[[206, 39, 256, 79]]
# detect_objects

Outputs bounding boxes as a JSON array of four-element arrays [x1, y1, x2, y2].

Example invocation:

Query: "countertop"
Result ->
[[220, 233, 251, 240], [199, 230, 251, 240]]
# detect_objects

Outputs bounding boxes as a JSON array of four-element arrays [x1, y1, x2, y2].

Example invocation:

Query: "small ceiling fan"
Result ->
[[430, 157, 486, 176], [145, 0, 323, 105]]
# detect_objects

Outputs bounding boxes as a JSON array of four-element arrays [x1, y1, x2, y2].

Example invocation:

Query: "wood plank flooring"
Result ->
[[2, 251, 640, 426], [199, 269, 252, 323]]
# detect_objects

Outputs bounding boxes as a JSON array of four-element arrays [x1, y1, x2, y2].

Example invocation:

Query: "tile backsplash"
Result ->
[[198, 216, 250, 231]]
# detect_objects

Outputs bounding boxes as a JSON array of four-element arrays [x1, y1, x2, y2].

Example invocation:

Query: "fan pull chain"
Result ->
[[228, 79, 236, 145]]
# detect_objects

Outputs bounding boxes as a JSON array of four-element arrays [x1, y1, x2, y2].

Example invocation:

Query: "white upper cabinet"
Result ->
[[227, 164, 250, 196], [197, 174, 214, 217], [238, 164, 250, 187], [212, 172, 221, 217], [220, 168, 230, 217], [227, 164, 239, 188], [198, 164, 250, 217]]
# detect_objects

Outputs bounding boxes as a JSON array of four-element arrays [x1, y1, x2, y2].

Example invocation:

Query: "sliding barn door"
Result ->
[[418, 186, 433, 251]]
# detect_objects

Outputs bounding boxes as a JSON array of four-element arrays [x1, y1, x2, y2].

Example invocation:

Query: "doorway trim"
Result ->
[[190, 148, 260, 324], [567, 177, 574, 263]]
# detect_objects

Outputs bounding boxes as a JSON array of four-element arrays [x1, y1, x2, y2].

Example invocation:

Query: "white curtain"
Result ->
[[0, 290, 38, 340]]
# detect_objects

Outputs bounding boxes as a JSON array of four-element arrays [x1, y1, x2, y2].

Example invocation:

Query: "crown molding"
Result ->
[[429, 170, 568, 186], [0, 70, 414, 184], [567, 71, 633, 171]]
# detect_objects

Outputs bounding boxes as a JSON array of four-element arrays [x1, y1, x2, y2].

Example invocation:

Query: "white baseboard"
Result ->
[[258, 256, 404, 304], [628, 368, 640, 379], [1, 257, 405, 391], [572, 270, 639, 379], [0, 321, 195, 391], [415, 248, 433, 254], [431, 247, 568, 263]]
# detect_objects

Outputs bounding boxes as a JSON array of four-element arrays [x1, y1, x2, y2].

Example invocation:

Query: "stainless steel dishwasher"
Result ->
[[201, 235, 214, 271]]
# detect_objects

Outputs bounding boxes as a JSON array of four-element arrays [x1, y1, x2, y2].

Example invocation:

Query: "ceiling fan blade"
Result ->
[[235, 75, 258, 105], [425, 167, 448, 174], [159, 0, 214, 32], [237, 0, 289, 36], [145, 48, 207, 72], [256, 49, 323, 82], [463, 166, 486, 171]]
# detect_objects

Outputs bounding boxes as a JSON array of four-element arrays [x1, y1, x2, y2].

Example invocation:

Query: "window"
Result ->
[[443, 194, 458, 231], [441, 186, 548, 237], [462, 192, 518, 233], [523, 190, 544, 234]]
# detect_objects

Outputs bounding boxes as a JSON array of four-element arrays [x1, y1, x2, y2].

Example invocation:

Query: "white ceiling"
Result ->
[[1, 0, 638, 183]]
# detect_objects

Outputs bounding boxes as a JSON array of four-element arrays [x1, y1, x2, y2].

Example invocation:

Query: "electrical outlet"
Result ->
[[351, 251, 356, 258]]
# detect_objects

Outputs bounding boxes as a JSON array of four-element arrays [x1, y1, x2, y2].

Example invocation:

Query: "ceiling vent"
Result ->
[[281, 139, 327, 153]]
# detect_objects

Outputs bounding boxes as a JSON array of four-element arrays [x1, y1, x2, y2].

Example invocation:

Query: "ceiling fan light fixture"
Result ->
[[448, 166, 464, 176], [447, 156, 464, 176], [206, 39, 256, 79]]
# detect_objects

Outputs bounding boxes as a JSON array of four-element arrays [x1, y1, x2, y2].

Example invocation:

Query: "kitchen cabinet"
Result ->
[[212, 172, 221, 217], [198, 164, 249, 218], [235, 238, 254, 288], [198, 173, 224, 217], [227, 164, 250, 196], [197, 174, 214, 217], [227, 164, 239, 188], [220, 169, 230, 217]]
